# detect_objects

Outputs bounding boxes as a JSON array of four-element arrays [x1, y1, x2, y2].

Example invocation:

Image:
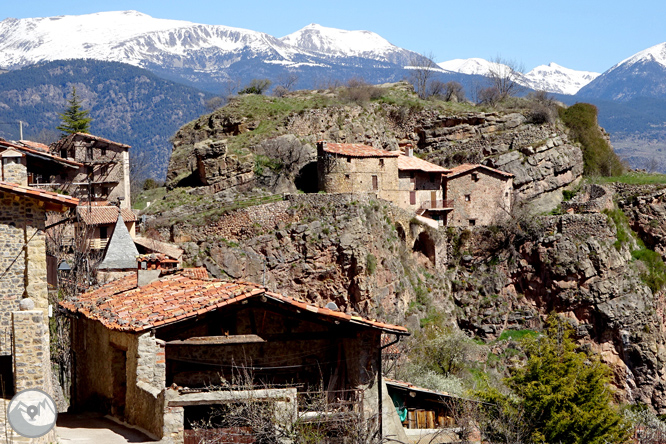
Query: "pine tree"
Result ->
[[57, 86, 92, 136], [478, 316, 631, 444]]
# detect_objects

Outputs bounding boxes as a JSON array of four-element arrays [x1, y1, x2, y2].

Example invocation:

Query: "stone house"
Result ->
[[61, 263, 410, 443], [0, 139, 83, 188], [317, 141, 400, 202], [443, 164, 514, 227], [397, 150, 452, 226], [50, 132, 132, 209], [0, 162, 78, 413], [76, 203, 138, 251]]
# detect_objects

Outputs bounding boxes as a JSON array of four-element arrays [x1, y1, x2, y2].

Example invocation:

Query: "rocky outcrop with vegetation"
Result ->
[[140, 85, 666, 415]]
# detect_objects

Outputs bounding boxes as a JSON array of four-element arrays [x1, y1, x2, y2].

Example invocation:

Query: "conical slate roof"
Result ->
[[97, 214, 139, 270]]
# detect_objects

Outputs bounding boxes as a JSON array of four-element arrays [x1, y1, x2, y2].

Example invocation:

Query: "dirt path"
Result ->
[[56, 413, 156, 444]]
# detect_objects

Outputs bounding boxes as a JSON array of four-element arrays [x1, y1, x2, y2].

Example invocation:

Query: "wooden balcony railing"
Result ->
[[88, 238, 108, 250]]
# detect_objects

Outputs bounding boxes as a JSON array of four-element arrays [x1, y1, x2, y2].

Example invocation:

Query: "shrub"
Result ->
[[239, 78, 272, 95], [559, 103, 624, 177], [366, 253, 377, 275], [339, 78, 385, 104]]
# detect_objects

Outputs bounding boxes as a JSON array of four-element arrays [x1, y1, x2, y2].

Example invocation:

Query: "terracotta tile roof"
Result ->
[[446, 163, 514, 179], [18, 140, 49, 152], [181, 267, 208, 279], [398, 154, 450, 173], [77, 205, 138, 225], [0, 181, 79, 209], [60, 272, 409, 335], [0, 140, 83, 167], [51, 132, 131, 151], [319, 142, 399, 158]]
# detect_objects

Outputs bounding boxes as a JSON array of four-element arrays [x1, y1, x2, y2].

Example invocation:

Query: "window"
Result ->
[[345, 174, 350, 180], [379, 159, 384, 168], [372, 175, 378, 191], [99, 226, 108, 239], [101, 165, 109, 176], [60, 149, 68, 158], [347, 156, 352, 163], [101, 146, 107, 156], [86, 146, 93, 159], [471, 173, 479, 181], [465, 194, 471, 202], [469, 219, 476, 226]]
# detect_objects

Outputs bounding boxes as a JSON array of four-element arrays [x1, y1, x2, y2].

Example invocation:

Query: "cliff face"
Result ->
[[145, 88, 666, 409]]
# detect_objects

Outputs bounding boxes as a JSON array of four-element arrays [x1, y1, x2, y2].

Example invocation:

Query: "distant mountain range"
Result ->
[[1, 10, 666, 173], [1, 10, 596, 95]]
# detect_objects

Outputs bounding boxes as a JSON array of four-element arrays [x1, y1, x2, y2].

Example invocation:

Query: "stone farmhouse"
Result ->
[[50, 132, 132, 209], [443, 164, 514, 227], [0, 156, 78, 441], [61, 258, 410, 443], [317, 141, 513, 227], [0, 139, 83, 187]]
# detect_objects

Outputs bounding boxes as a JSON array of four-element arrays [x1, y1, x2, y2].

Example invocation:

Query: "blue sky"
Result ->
[[1, 0, 664, 73]]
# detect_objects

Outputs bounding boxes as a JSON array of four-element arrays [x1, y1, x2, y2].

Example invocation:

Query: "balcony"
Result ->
[[88, 238, 108, 250], [419, 200, 454, 211]]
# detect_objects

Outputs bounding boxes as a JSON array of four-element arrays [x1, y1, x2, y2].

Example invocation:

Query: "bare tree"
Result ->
[[409, 52, 438, 99], [277, 72, 299, 91], [442, 81, 466, 102], [487, 56, 525, 100]]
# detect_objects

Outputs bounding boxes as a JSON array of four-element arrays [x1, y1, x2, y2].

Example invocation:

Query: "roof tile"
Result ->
[[60, 271, 408, 335]]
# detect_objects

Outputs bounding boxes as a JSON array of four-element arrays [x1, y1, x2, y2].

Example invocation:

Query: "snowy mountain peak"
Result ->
[[438, 57, 599, 95], [279, 23, 397, 57], [612, 42, 666, 71]]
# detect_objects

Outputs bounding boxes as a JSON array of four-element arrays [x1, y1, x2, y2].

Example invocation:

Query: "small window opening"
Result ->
[[469, 219, 476, 226], [465, 194, 471, 202]]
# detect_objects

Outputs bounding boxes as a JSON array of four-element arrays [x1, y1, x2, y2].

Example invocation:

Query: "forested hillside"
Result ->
[[0, 59, 212, 177]]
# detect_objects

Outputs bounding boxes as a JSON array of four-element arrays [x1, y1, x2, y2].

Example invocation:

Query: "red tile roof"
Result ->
[[446, 163, 514, 179], [398, 154, 450, 173], [319, 142, 399, 158], [0, 181, 79, 209], [60, 272, 409, 335], [0, 140, 83, 167], [18, 140, 49, 152], [77, 205, 137, 225]]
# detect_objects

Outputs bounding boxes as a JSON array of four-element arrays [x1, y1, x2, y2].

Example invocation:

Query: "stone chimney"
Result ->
[[1, 149, 28, 186], [137, 254, 180, 287], [398, 142, 414, 157]]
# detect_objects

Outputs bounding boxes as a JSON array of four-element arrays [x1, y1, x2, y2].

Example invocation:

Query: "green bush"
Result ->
[[559, 103, 624, 177]]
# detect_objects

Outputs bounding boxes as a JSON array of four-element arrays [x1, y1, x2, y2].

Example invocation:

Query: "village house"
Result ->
[[317, 141, 513, 227], [0, 139, 83, 188], [76, 202, 138, 251], [50, 132, 132, 209], [443, 164, 514, 227], [61, 259, 410, 443], [0, 155, 78, 441], [317, 141, 400, 202], [397, 147, 452, 226]]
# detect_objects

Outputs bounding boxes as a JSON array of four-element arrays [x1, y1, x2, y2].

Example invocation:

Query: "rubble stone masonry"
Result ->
[[0, 191, 48, 354]]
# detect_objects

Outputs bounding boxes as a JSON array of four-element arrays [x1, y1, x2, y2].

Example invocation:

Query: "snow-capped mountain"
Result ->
[[0, 11, 423, 90], [438, 58, 506, 76], [438, 58, 598, 95], [523, 63, 599, 96], [577, 42, 666, 101]]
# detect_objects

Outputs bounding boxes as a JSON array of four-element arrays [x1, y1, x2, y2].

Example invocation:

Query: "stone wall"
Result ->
[[445, 171, 512, 227], [562, 184, 614, 214], [0, 191, 48, 354], [3, 161, 28, 186], [11, 308, 56, 443], [71, 318, 164, 439]]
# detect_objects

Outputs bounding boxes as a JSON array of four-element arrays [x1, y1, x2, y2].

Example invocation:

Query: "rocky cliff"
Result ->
[[141, 85, 666, 410]]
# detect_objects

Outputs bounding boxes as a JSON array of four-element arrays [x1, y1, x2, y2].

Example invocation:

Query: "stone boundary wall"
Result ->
[[11, 309, 56, 443], [562, 184, 614, 214]]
